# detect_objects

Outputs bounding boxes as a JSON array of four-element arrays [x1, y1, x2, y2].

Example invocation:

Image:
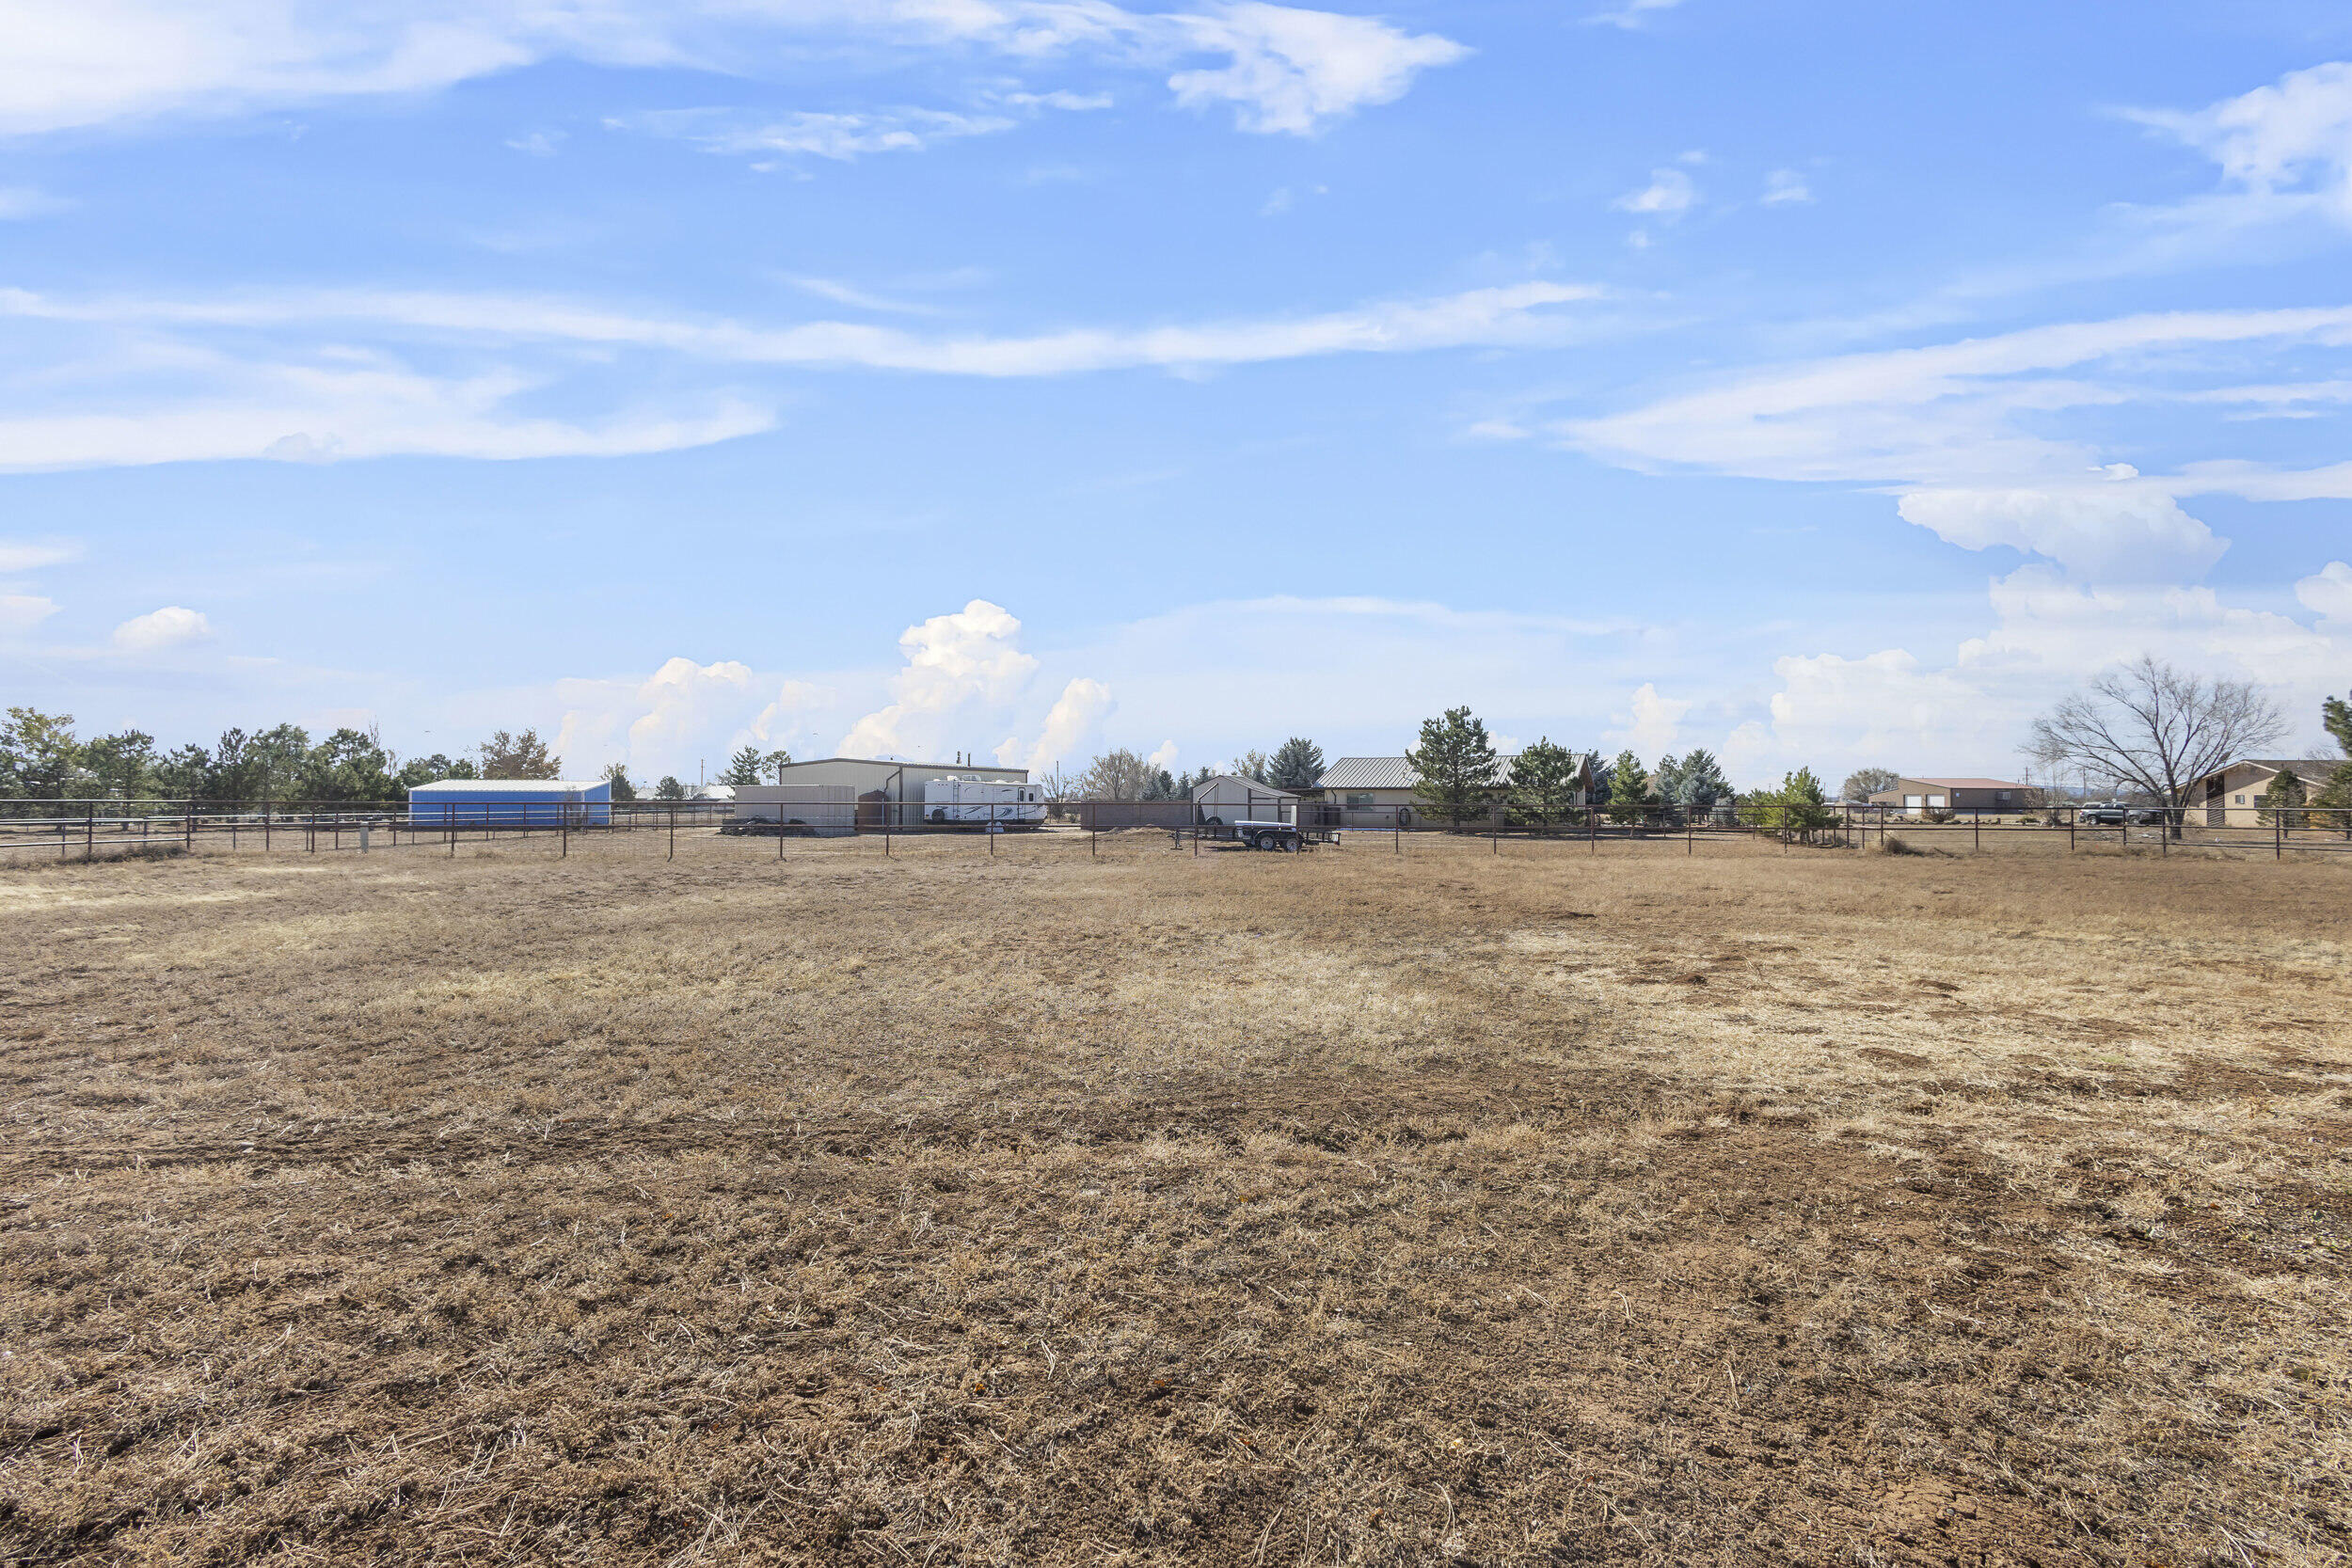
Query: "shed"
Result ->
[[407, 778, 612, 826], [1190, 774, 1299, 824]]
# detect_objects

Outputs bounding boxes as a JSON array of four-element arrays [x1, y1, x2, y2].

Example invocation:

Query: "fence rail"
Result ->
[[3, 795, 2348, 863]]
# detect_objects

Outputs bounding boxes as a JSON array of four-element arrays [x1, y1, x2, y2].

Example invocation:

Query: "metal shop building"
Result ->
[[733, 756, 1031, 832], [406, 778, 613, 826]]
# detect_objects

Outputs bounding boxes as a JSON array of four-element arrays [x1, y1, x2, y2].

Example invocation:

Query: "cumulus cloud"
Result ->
[[0, 594, 58, 634], [2297, 560, 2352, 624], [0, 1, 1463, 139], [1894, 482, 2224, 581], [839, 599, 1042, 759], [1009, 676, 1116, 772], [1605, 682, 1689, 758], [110, 605, 211, 651]]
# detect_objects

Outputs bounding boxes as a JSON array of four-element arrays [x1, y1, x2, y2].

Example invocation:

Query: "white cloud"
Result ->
[[1145, 738, 1178, 771], [1604, 681, 1689, 758], [1894, 482, 2223, 581], [504, 128, 564, 156], [1761, 167, 1811, 205], [0, 594, 58, 634], [1010, 676, 1117, 772], [2128, 60, 2352, 229], [0, 1, 1462, 140], [618, 106, 1015, 161], [0, 537, 78, 570], [1564, 305, 2352, 575], [2297, 560, 2352, 624], [0, 280, 1602, 471], [840, 599, 1042, 759], [1613, 166, 1697, 217], [1586, 0, 1684, 29], [1163, 2, 1469, 135], [110, 605, 211, 651]]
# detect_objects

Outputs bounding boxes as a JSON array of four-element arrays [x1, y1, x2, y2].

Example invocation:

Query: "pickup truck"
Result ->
[[2079, 803, 2166, 826]]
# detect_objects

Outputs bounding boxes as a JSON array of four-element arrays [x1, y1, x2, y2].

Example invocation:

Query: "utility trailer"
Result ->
[[1182, 818, 1332, 851], [921, 776, 1047, 829]]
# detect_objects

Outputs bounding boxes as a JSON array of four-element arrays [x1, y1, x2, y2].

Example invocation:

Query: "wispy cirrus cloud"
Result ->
[[0, 278, 1605, 469], [0, 0, 1464, 139]]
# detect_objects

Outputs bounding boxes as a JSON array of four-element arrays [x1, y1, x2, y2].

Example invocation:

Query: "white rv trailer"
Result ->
[[921, 776, 1047, 828]]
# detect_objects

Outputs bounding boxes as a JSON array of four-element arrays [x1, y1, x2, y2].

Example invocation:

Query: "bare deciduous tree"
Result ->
[[2025, 656, 2285, 832], [1075, 748, 1153, 800]]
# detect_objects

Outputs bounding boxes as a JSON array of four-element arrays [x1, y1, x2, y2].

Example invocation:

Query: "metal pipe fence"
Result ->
[[3, 794, 2347, 863]]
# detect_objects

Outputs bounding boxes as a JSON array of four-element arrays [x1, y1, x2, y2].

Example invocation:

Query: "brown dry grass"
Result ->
[[1, 829, 2347, 1566]]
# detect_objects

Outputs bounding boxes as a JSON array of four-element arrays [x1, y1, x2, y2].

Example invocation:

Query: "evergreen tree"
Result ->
[[2326, 691, 2352, 757], [302, 728, 400, 802], [246, 724, 311, 801], [82, 730, 158, 799], [1509, 737, 1581, 828], [1406, 708, 1500, 828], [719, 745, 768, 788], [2256, 768, 2305, 828], [1675, 748, 1731, 812], [601, 762, 638, 802], [653, 775, 689, 800], [1606, 750, 1648, 825], [1266, 737, 1325, 792], [154, 743, 212, 800], [1141, 768, 1179, 800], [1752, 767, 1836, 839]]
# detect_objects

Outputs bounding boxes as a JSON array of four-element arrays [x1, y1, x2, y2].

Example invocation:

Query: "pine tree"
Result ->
[[719, 745, 768, 788], [602, 762, 638, 802], [1266, 737, 1325, 792], [1606, 750, 1648, 825], [1676, 749, 1731, 812], [1406, 708, 1500, 829], [1509, 738, 1581, 828], [2256, 768, 2305, 828]]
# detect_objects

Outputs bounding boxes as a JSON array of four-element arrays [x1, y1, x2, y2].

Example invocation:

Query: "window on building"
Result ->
[[1995, 791, 2011, 803], [1345, 793, 1375, 809], [2234, 794, 2245, 804]]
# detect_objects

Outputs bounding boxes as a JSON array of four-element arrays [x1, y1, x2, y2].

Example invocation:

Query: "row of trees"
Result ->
[[0, 707, 580, 802]]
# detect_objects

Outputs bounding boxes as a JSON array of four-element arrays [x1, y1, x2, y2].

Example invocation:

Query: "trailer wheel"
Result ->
[[930, 808, 946, 824], [1251, 830, 1273, 850]]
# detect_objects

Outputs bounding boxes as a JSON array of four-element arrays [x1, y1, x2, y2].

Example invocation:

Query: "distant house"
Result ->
[[1866, 777, 2034, 815], [1189, 774, 1299, 825], [1308, 752, 1594, 827], [2183, 758, 2340, 828]]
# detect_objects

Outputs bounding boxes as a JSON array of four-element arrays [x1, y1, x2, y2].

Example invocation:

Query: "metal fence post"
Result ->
[[1974, 813, 1980, 854], [668, 805, 675, 862], [85, 807, 94, 863]]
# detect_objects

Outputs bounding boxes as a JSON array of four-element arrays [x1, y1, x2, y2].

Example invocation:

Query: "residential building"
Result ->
[[1865, 777, 2035, 815], [2182, 758, 2342, 828]]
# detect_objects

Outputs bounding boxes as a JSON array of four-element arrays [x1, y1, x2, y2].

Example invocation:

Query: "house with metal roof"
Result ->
[[1308, 752, 1594, 827], [407, 778, 612, 826]]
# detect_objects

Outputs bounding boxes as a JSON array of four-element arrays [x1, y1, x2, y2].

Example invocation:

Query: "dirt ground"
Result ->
[[1, 830, 2346, 1566]]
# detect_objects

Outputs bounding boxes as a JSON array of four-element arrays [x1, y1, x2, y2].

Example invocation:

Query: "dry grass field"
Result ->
[[1, 830, 2346, 1566]]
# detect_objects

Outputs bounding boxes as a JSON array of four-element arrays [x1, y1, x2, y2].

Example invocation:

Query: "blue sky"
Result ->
[[4, 0, 2350, 786]]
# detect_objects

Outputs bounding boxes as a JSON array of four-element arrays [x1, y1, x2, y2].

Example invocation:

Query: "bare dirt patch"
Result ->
[[2, 832, 2347, 1565]]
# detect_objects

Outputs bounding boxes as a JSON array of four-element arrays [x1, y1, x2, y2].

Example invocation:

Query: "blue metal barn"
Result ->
[[405, 779, 612, 827]]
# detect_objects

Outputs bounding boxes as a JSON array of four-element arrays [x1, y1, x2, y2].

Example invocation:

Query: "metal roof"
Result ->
[[2212, 758, 2342, 784], [407, 779, 604, 794], [1189, 773, 1299, 798], [1314, 752, 1589, 790], [780, 756, 1027, 777], [1894, 777, 2027, 791]]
